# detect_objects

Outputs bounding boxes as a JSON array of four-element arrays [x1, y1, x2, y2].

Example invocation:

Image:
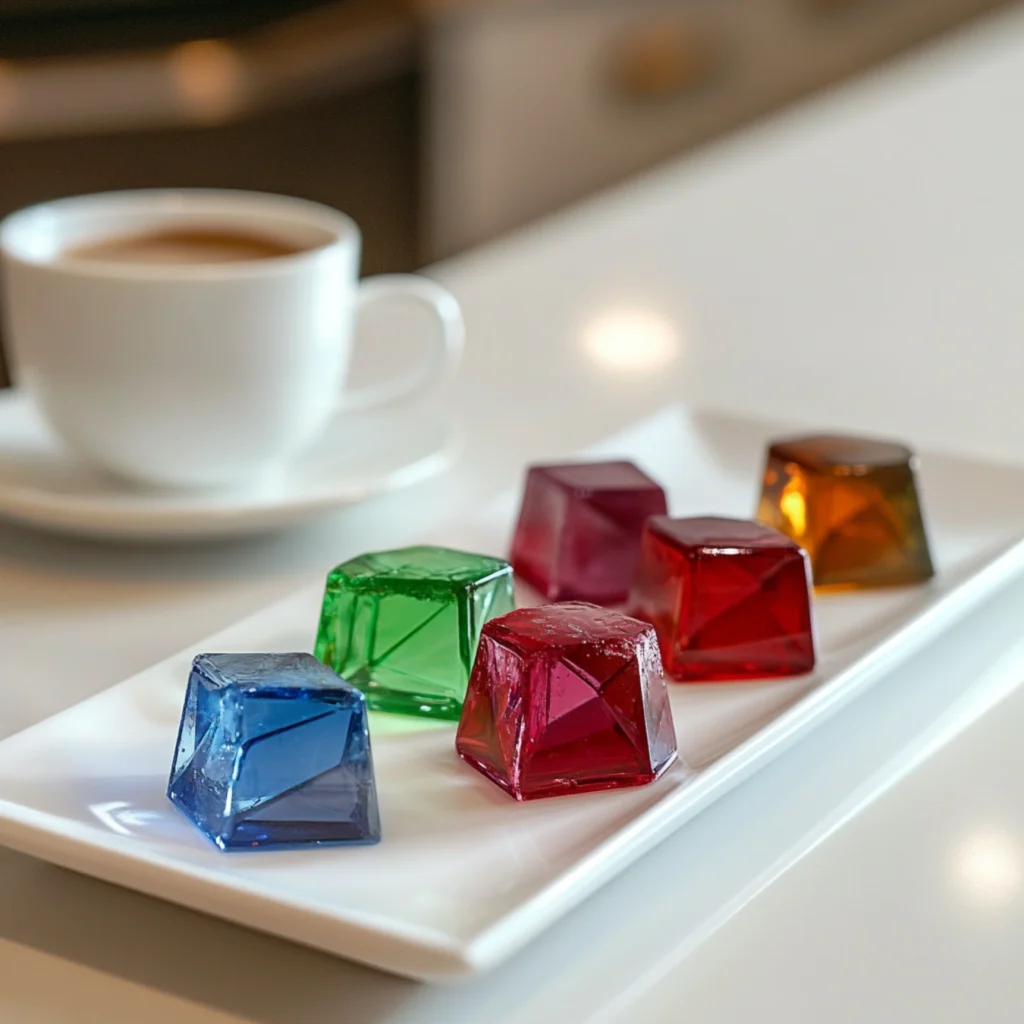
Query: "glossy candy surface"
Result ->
[[629, 517, 816, 681], [315, 546, 514, 719], [167, 653, 380, 851], [510, 461, 667, 604], [456, 602, 677, 800], [757, 434, 934, 588]]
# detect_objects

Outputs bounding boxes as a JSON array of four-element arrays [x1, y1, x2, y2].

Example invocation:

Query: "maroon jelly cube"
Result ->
[[627, 516, 815, 682], [510, 461, 668, 604], [456, 602, 677, 800]]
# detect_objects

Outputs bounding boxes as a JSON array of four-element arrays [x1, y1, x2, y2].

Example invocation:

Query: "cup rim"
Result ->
[[0, 188, 359, 281]]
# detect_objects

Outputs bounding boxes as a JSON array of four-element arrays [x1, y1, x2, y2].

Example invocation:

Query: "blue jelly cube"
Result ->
[[167, 653, 380, 851]]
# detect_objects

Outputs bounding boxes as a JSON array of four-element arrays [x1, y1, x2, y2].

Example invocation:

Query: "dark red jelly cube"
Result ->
[[510, 461, 668, 604], [628, 517, 815, 682], [456, 602, 677, 800]]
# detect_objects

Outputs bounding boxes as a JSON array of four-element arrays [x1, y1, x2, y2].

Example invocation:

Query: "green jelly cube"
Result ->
[[314, 545, 515, 720]]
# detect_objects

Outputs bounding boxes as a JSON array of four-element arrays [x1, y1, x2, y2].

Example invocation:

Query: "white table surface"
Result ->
[[4, 5, 1024, 1020]]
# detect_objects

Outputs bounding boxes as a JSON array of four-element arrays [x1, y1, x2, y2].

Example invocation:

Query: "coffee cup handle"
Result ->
[[337, 274, 465, 413]]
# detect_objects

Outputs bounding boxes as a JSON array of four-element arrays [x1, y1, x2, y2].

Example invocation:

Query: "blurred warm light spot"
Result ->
[[581, 307, 681, 374], [169, 40, 243, 123], [779, 481, 807, 536], [613, 21, 716, 100], [0, 60, 17, 125], [953, 830, 1021, 903]]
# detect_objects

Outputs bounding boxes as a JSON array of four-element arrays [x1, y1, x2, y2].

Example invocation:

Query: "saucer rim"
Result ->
[[0, 390, 460, 540]]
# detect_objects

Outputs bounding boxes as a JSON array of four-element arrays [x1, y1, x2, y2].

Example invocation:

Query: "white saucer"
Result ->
[[0, 390, 459, 541]]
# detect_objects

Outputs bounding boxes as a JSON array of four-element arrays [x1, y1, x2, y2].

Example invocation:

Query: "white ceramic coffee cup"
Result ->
[[0, 189, 464, 488]]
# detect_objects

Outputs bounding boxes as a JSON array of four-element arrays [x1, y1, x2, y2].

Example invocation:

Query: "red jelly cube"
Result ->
[[456, 602, 677, 800], [628, 517, 815, 682], [510, 461, 668, 604]]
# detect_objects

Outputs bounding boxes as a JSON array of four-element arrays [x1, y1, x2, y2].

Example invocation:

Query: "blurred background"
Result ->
[[0, 0, 1012, 385]]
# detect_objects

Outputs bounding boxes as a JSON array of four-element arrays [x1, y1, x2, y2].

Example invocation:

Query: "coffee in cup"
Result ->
[[61, 227, 307, 265]]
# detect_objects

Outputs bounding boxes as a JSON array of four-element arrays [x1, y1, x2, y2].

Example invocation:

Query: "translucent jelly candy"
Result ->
[[757, 434, 934, 588], [168, 653, 379, 851], [456, 602, 676, 800], [315, 546, 514, 719], [628, 517, 815, 681], [510, 461, 667, 604]]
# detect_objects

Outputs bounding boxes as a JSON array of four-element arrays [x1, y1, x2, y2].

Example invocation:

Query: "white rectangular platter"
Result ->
[[1, 406, 1023, 982]]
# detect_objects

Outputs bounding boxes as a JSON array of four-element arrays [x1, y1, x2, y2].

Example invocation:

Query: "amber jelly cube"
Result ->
[[757, 434, 934, 588]]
